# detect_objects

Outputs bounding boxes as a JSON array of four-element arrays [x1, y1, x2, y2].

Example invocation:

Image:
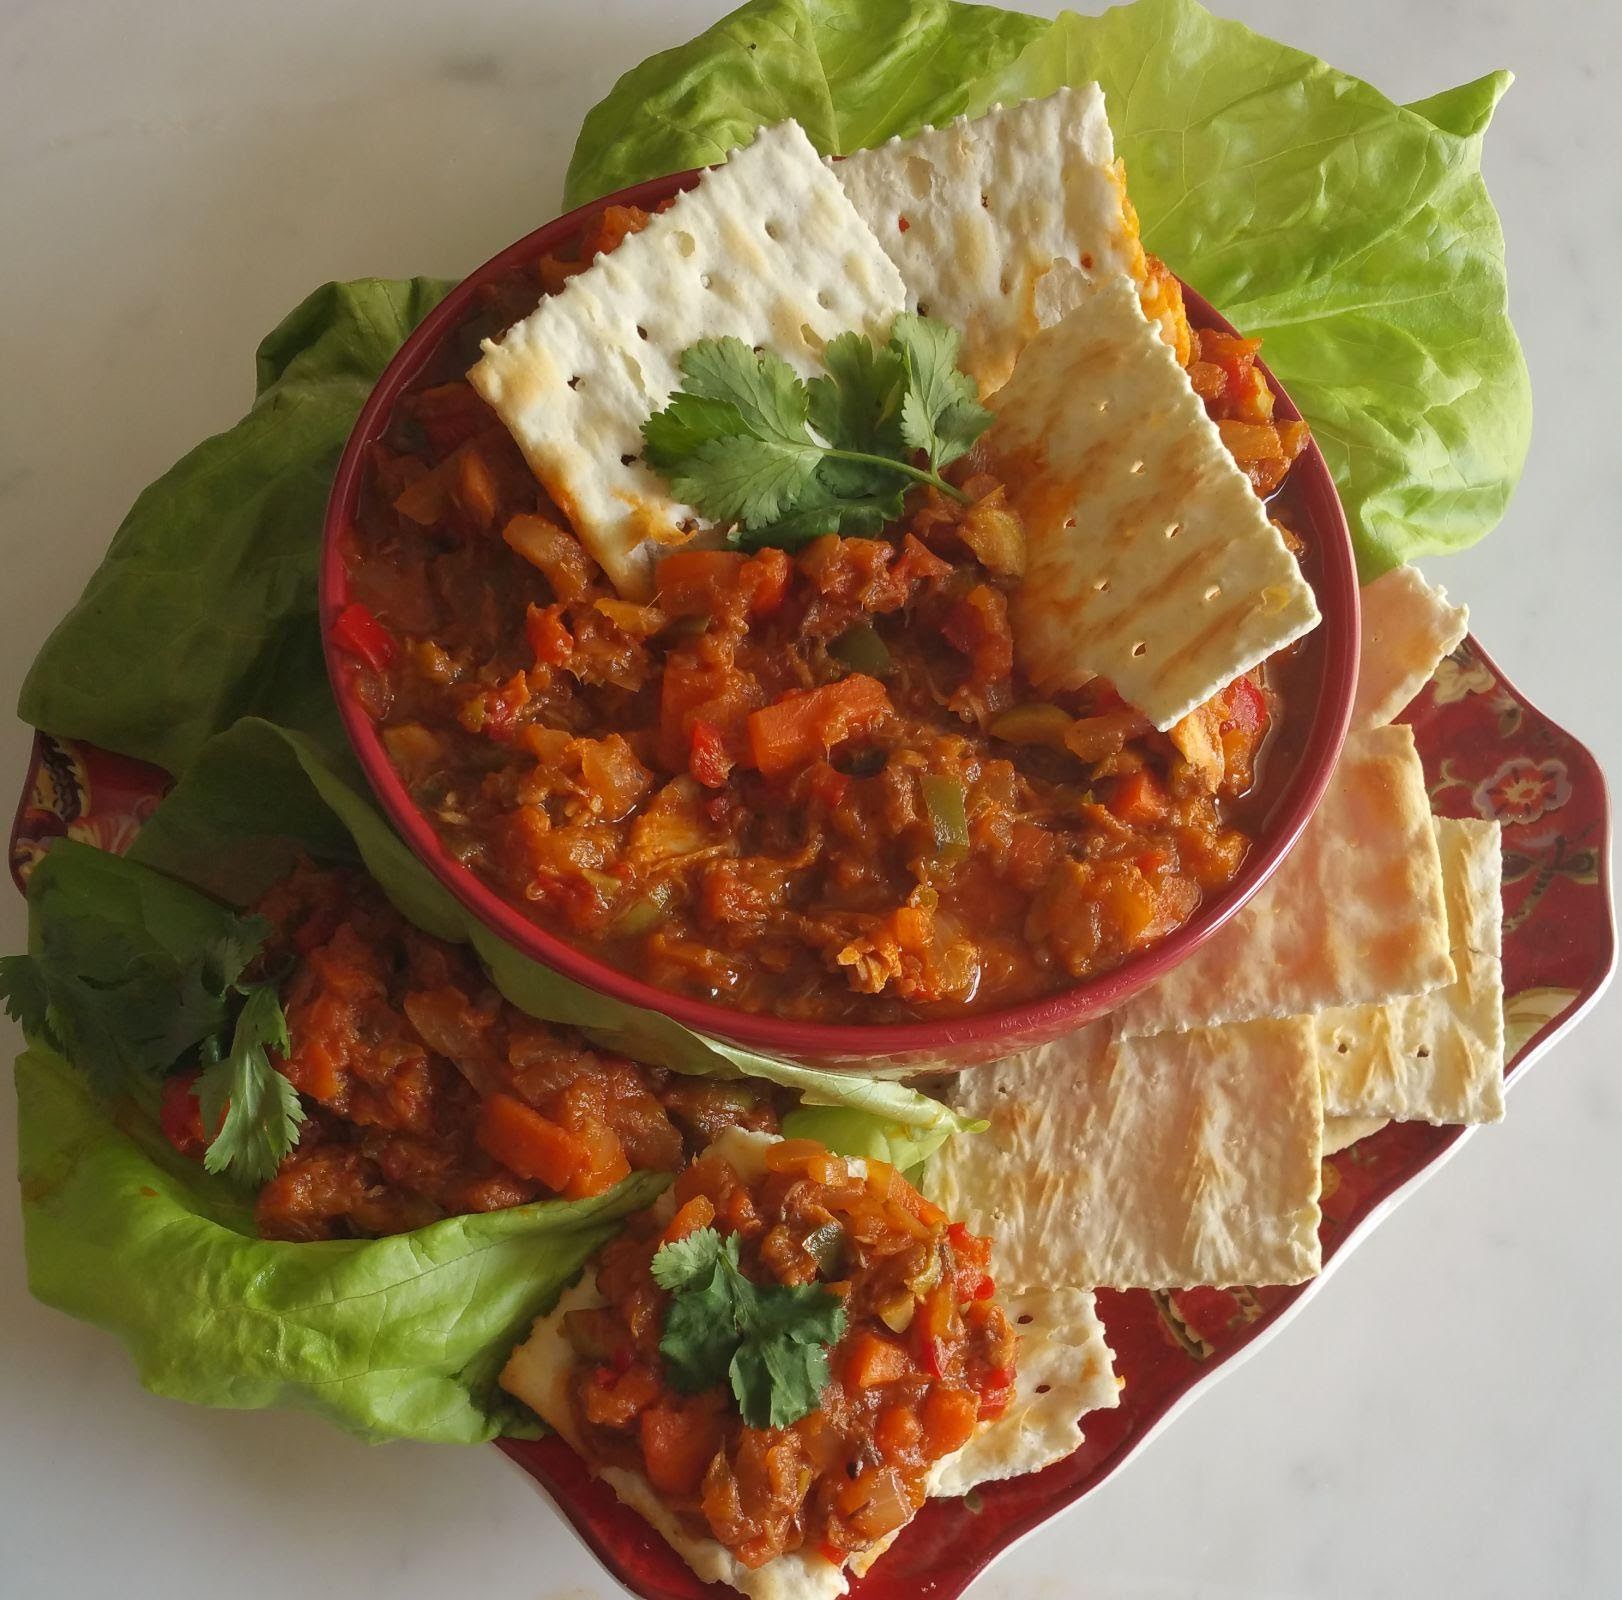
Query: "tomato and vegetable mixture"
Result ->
[[337, 205, 1308, 1022], [563, 1137, 1015, 1569], [160, 861, 779, 1240]]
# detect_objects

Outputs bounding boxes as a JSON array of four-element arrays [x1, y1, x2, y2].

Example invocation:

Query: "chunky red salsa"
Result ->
[[565, 1138, 1014, 1569], [160, 862, 779, 1239], [338, 206, 1309, 1023]]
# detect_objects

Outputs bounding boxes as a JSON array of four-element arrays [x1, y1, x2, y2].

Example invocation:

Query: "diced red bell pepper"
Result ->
[[977, 1366, 1016, 1420], [688, 719, 734, 789], [159, 1070, 207, 1158], [1222, 674, 1269, 735], [525, 602, 574, 667], [331, 602, 395, 671]]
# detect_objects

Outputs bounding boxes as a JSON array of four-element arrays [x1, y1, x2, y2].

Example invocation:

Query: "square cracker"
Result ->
[[1110, 724, 1456, 1036], [500, 1125, 1112, 1595], [471, 120, 906, 598], [1352, 566, 1469, 732], [833, 86, 1138, 398], [925, 1017, 1324, 1291], [1317, 816, 1505, 1124], [504, 1276, 852, 1600], [932, 1287, 1118, 1495], [1321, 1115, 1391, 1156], [987, 274, 1320, 730]]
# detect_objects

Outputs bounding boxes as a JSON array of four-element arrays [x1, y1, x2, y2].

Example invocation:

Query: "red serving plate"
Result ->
[[318, 171, 1360, 1073], [10, 632, 1613, 1599]]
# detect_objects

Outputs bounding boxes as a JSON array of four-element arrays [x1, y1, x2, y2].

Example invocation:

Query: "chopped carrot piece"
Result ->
[[640, 1403, 722, 1497], [476, 1093, 587, 1192], [1110, 768, 1170, 827], [843, 1329, 912, 1389], [920, 1387, 979, 1457], [746, 675, 892, 777], [662, 1194, 716, 1244]]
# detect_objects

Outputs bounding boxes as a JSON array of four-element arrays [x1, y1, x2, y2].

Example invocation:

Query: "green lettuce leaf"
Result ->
[[16, 278, 451, 776], [16, 1043, 665, 1444], [562, 0, 1045, 207], [12, 715, 972, 1440], [564, 0, 1529, 577]]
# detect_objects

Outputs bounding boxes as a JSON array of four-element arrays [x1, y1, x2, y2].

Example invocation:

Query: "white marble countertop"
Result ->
[[2, 2, 1618, 1596]]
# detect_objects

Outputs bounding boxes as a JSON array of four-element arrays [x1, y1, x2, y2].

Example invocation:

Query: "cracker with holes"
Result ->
[[1109, 724, 1455, 1035], [986, 273, 1321, 731], [834, 86, 1146, 397], [1315, 816, 1505, 1124], [925, 1017, 1325, 1291], [500, 1130, 1121, 1600], [1350, 564, 1470, 731], [470, 120, 906, 597]]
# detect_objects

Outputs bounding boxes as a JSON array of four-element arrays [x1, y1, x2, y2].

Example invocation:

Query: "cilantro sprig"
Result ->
[[1, 891, 303, 1187], [195, 982, 305, 1185], [640, 314, 992, 550], [652, 1225, 847, 1428]]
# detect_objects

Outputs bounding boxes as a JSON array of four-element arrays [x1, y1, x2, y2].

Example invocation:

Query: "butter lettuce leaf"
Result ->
[[17, 1043, 665, 1444], [11, 715, 972, 1440], [563, 0, 1045, 207], [16, 277, 451, 776], [565, 0, 1529, 577]]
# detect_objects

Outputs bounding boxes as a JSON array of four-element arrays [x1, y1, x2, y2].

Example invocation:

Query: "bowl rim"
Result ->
[[320, 169, 1360, 1063]]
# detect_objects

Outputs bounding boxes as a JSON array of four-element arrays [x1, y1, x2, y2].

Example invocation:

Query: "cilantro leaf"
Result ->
[[732, 471, 902, 551], [641, 392, 750, 471], [0, 953, 50, 1039], [640, 315, 990, 549], [679, 338, 811, 446], [5, 846, 282, 1098], [650, 1224, 726, 1291], [731, 1336, 835, 1430], [745, 1280, 849, 1346], [807, 332, 908, 477], [665, 433, 822, 528], [652, 1225, 845, 1428], [204, 913, 273, 994], [660, 1264, 738, 1392], [195, 983, 304, 1185], [891, 313, 994, 472]]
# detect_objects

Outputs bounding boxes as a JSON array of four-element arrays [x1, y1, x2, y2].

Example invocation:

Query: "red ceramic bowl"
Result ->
[[321, 171, 1360, 1071]]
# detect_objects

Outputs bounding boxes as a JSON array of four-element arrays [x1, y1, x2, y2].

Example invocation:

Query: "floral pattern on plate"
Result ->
[[8, 633, 1614, 1600]]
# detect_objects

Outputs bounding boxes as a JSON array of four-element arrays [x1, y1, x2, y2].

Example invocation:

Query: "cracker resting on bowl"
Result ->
[[1110, 724, 1455, 1035], [471, 120, 906, 598], [834, 87, 1140, 398], [1316, 816, 1505, 1124], [985, 274, 1320, 731], [1351, 565, 1469, 731], [926, 1017, 1324, 1291]]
